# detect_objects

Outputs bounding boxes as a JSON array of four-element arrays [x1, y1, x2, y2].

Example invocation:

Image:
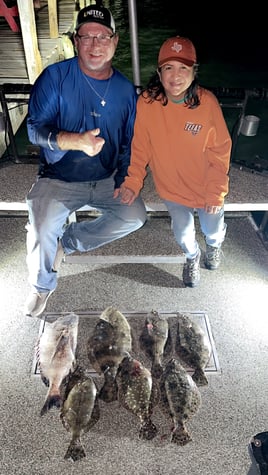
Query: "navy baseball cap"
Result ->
[[75, 3, 115, 33]]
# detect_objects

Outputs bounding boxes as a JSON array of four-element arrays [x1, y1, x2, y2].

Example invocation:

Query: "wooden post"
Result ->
[[17, 0, 43, 84], [48, 0, 59, 39]]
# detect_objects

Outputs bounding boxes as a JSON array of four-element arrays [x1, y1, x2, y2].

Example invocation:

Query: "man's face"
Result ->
[[75, 23, 119, 75]]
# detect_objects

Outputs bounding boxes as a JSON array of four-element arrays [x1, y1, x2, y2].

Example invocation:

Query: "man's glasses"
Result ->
[[76, 33, 115, 46]]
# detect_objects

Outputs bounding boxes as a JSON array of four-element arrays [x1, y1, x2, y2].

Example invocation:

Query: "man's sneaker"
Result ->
[[205, 244, 222, 270], [24, 290, 54, 318], [53, 239, 65, 272], [182, 248, 201, 288]]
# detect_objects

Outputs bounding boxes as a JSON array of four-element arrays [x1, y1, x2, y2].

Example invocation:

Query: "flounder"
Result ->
[[60, 375, 98, 461], [116, 353, 158, 440], [139, 310, 172, 378], [159, 358, 201, 445], [175, 313, 211, 386], [87, 306, 132, 402], [35, 312, 79, 415], [61, 364, 100, 428]]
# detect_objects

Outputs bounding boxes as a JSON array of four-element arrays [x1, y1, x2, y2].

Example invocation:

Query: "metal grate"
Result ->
[[32, 311, 220, 376]]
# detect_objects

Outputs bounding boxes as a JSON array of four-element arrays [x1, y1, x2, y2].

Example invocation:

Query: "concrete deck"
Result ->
[[0, 160, 268, 474]]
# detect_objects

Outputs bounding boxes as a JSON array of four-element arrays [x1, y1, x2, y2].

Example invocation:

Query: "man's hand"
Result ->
[[79, 129, 105, 156], [114, 184, 136, 205], [57, 128, 105, 156], [204, 204, 222, 214]]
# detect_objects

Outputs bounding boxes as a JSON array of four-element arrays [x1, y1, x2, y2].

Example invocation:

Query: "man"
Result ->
[[24, 1, 146, 318]]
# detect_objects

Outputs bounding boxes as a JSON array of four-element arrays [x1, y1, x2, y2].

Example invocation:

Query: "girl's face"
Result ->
[[158, 61, 195, 101]]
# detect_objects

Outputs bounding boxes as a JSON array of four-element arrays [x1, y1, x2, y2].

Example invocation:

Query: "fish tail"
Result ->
[[151, 362, 163, 379], [64, 438, 86, 461], [171, 426, 192, 445], [139, 419, 158, 440], [99, 379, 118, 403], [40, 393, 62, 416]]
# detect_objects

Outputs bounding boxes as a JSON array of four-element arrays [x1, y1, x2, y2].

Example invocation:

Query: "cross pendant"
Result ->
[[101, 99, 106, 107]]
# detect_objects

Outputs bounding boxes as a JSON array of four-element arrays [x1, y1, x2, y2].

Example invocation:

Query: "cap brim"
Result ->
[[76, 20, 114, 33], [158, 56, 195, 67]]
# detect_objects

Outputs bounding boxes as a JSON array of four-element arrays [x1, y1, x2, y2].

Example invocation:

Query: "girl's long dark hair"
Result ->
[[141, 65, 200, 109]]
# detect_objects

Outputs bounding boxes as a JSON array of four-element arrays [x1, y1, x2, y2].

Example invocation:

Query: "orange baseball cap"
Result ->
[[158, 36, 197, 67]]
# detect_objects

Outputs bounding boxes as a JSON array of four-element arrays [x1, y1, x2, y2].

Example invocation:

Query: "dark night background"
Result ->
[[135, 1, 268, 69], [110, 0, 268, 88]]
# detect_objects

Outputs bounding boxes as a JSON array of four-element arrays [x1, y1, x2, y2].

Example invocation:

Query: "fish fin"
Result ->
[[60, 414, 70, 432], [192, 370, 208, 386], [35, 339, 41, 360], [87, 349, 102, 374], [164, 328, 173, 356], [67, 332, 77, 355], [40, 394, 62, 416], [64, 438, 86, 461], [130, 328, 139, 354], [85, 400, 100, 431], [40, 373, 49, 387]]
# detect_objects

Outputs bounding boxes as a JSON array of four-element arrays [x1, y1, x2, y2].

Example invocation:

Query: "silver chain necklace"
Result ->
[[83, 73, 112, 107]]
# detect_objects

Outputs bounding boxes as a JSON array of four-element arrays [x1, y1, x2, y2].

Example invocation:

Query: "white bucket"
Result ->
[[240, 115, 260, 137]]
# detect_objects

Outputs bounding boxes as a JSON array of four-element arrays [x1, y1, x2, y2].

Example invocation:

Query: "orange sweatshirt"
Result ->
[[124, 88, 232, 208]]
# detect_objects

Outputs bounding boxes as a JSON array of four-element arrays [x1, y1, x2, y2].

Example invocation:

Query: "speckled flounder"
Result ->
[[175, 313, 211, 386], [87, 306, 132, 403], [159, 358, 201, 445], [60, 375, 98, 461], [139, 310, 171, 378], [35, 312, 79, 416], [61, 364, 100, 428], [116, 354, 158, 440]]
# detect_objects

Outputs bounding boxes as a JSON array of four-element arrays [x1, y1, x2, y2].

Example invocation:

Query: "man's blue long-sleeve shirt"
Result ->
[[27, 57, 138, 188]]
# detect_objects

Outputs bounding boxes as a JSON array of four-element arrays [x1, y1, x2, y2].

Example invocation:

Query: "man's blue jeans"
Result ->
[[26, 176, 147, 292]]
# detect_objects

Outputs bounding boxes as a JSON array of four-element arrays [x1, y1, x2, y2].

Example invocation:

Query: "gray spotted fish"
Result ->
[[159, 358, 201, 445], [116, 354, 158, 440], [87, 306, 132, 402], [35, 312, 79, 416], [175, 313, 211, 386], [139, 310, 171, 378], [60, 375, 99, 461]]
